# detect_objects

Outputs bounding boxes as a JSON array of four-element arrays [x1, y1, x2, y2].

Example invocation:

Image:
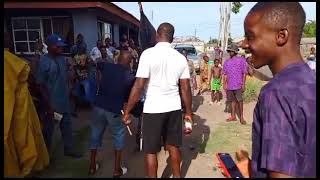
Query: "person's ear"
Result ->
[[276, 28, 289, 46]]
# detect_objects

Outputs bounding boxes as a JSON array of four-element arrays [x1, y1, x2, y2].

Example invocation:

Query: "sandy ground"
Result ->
[[36, 88, 257, 178]]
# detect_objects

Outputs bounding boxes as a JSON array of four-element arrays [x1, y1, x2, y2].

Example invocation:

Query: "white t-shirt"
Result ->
[[90, 47, 101, 62], [106, 47, 114, 60], [136, 42, 190, 113]]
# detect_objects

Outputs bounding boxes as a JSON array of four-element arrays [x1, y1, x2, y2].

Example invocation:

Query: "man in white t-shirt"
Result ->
[[90, 40, 103, 62], [122, 22, 193, 178]]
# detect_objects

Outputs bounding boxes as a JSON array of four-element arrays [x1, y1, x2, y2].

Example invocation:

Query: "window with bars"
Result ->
[[98, 20, 113, 42], [11, 16, 72, 54], [12, 18, 42, 54]]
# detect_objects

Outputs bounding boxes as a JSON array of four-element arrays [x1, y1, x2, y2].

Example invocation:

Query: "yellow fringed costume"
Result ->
[[4, 50, 49, 177]]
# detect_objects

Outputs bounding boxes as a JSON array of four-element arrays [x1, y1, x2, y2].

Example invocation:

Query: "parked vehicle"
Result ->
[[173, 44, 200, 74]]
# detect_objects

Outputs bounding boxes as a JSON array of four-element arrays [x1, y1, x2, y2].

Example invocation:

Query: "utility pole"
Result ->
[[151, 10, 154, 24], [219, 2, 231, 52]]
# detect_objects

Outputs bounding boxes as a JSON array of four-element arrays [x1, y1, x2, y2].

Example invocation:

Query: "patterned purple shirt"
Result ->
[[223, 56, 247, 90], [251, 62, 316, 178]]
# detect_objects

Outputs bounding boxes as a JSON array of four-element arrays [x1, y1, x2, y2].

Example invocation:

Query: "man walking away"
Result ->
[[89, 50, 135, 177], [122, 22, 193, 178]]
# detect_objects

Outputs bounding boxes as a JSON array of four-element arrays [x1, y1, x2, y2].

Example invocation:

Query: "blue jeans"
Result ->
[[73, 78, 96, 103], [90, 106, 126, 150], [42, 112, 74, 153]]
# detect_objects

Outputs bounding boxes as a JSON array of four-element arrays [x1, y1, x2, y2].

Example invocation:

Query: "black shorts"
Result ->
[[142, 110, 182, 154], [226, 89, 243, 102]]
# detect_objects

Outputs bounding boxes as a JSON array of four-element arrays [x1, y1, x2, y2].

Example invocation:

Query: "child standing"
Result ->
[[209, 59, 222, 105]]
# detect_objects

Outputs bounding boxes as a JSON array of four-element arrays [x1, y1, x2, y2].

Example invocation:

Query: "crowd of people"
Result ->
[[4, 2, 316, 178]]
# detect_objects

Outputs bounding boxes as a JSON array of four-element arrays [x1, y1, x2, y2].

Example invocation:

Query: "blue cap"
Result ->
[[46, 33, 67, 47]]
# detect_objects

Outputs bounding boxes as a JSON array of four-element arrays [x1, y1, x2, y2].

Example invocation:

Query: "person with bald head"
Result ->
[[218, 2, 316, 178], [88, 50, 135, 177], [122, 22, 192, 178]]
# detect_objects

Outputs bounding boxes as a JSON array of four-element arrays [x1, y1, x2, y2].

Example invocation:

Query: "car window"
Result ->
[[175, 47, 197, 56]]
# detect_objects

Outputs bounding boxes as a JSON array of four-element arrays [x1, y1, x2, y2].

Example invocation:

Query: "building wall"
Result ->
[[113, 24, 120, 47], [72, 11, 98, 54]]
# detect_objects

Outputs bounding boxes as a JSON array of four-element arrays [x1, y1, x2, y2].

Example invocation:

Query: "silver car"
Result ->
[[173, 44, 200, 74]]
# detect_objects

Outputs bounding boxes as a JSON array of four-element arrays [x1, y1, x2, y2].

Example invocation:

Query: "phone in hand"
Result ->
[[216, 153, 244, 178]]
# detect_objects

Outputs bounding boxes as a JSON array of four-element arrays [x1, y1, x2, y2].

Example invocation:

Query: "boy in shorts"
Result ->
[[209, 59, 222, 105]]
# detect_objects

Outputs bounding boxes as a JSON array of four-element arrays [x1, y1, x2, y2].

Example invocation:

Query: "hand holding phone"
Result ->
[[216, 153, 244, 178]]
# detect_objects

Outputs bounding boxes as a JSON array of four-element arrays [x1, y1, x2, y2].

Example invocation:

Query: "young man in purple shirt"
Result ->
[[219, 2, 316, 178], [223, 43, 248, 124]]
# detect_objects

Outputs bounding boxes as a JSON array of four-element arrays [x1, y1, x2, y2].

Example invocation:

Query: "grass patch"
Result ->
[[243, 76, 265, 103], [202, 121, 252, 161]]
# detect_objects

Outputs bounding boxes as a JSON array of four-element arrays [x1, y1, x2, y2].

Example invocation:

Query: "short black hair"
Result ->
[[157, 23, 175, 42], [248, 2, 306, 45]]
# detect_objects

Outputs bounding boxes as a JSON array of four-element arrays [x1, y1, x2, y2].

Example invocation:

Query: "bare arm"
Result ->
[[209, 67, 213, 86], [219, 67, 222, 82], [123, 78, 148, 124], [223, 74, 227, 90], [269, 171, 295, 178], [179, 79, 192, 116], [242, 73, 247, 90]]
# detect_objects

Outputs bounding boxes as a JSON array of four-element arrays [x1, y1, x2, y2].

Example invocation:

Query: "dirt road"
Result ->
[[36, 92, 257, 178]]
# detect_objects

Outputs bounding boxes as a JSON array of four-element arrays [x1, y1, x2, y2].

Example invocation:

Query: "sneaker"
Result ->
[[209, 101, 213, 105], [217, 102, 222, 105]]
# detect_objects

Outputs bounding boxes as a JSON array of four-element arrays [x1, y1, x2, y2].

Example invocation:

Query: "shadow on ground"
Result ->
[[192, 95, 204, 112], [161, 114, 211, 178]]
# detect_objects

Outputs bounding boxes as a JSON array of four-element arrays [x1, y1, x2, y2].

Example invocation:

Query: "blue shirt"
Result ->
[[94, 63, 135, 114], [36, 54, 70, 113], [251, 62, 316, 178]]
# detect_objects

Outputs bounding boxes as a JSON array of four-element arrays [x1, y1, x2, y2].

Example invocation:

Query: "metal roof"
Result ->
[[4, 2, 140, 27]]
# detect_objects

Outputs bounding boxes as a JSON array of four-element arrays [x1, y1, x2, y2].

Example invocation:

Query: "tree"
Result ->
[[231, 2, 242, 14], [303, 20, 316, 37], [208, 38, 219, 44]]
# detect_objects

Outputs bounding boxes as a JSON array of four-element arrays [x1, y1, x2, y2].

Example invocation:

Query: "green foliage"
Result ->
[[243, 77, 264, 103], [303, 20, 316, 37], [208, 38, 219, 44], [231, 2, 243, 14]]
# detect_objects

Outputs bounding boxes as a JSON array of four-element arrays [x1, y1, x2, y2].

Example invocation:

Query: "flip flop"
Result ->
[[88, 162, 100, 175], [113, 166, 128, 178], [226, 116, 236, 122]]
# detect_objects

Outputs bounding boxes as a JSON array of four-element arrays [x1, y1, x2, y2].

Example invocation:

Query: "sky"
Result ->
[[113, 2, 316, 42]]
